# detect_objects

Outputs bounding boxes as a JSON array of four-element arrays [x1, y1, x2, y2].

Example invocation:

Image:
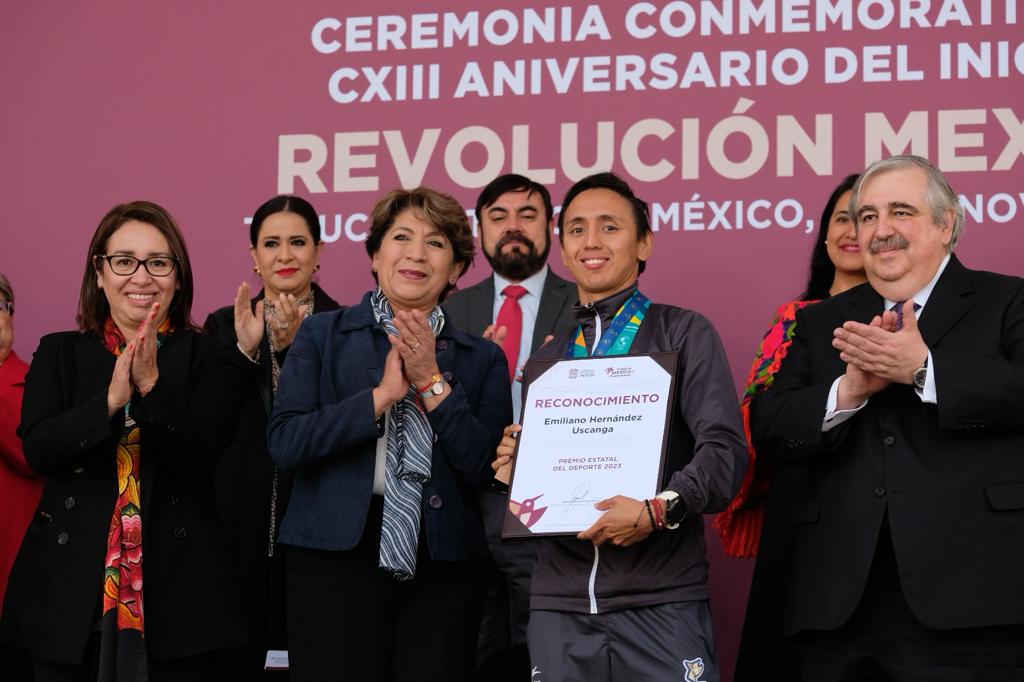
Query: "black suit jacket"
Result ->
[[445, 269, 576, 352], [7, 329, 249, 664], [750, 256, 1024, 634], [202, 283, 341, 641]]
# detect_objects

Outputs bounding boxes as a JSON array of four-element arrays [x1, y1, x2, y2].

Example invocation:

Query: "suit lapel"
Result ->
[[844, 283, 886, 325], [532, 272, 573, 352], [469, 276, 496, 337], [75, 335, 116, 401], [917, 256, 972, 348]]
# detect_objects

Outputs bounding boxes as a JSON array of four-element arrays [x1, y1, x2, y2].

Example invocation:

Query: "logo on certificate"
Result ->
[[509, 494, 548, 528]]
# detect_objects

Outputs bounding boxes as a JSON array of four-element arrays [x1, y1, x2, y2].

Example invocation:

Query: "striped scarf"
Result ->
[[369, 289, 444, 581]]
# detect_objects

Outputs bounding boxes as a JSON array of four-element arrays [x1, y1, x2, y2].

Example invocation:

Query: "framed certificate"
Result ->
[[502, 352, 678, 539]]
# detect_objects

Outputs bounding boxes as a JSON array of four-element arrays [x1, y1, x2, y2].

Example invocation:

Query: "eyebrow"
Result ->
[[260, 233, 306, 240], [566, 212, 623, 223], [488, 204, 539, 215], [392, 225, 447, 239], [857, 201, 919, 216], [109, 249, 173, 256]]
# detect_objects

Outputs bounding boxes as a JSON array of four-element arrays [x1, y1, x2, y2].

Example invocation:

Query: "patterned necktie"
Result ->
[[496, 284, 527, 382], [892, 300, 920, 331]]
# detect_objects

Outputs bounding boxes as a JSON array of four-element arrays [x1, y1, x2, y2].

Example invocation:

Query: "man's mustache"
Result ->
[[869, 234, 909, 254], [495, 232, 536, 252]]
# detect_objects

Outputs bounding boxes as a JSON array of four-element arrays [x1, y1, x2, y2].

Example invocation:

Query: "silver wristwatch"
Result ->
[[418, 374, 446, 400]]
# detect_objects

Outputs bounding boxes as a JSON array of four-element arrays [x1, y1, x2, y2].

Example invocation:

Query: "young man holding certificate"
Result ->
[[494, 173, 747, 682]]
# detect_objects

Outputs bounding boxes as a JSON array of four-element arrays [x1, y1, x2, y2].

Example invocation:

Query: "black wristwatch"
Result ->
[[656, 490, 686, 529], [912, 356, 929, 390]]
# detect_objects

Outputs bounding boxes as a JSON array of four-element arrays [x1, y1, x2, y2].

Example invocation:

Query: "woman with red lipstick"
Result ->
[[203, 195, 340, 680], [7, 201, 248, 681], [267, 187, 510, 682], [727, 176, 868, 679]]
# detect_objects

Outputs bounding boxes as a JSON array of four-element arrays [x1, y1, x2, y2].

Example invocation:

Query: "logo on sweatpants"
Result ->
[[683, 657, 706, 682], [531, 665, 543, 681]]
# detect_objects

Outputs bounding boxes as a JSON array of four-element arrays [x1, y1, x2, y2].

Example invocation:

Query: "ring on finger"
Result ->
[[276, 321, 289, 329], [410, 342, 421, 352]]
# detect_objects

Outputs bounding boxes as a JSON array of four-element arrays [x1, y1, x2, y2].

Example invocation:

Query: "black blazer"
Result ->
[[201, 283, 341, 640], [445, 270, 577, 352], [7, 329, 249, 664], [750, 256, 1024, 634]]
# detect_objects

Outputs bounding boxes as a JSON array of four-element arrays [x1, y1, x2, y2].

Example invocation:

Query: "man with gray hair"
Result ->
[[750, 155, 1024, 678]]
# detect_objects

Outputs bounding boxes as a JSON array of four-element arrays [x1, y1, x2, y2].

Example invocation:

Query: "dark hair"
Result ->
[[78, 201, 196, 335], [364, 187, 475, 301], [249, 195, 322, 247], [0, 272, 12, 311], [557, 172, 652, 274], [475, 174, 554, 224], [800, 174, 860, 301]]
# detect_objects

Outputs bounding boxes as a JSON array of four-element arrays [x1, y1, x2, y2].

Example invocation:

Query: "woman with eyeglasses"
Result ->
[[202, 195, 340, 679], [6, 201, 248, 681]]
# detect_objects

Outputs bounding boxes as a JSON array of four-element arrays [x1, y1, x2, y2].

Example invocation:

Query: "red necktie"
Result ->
[[496, 284, 527, 382]]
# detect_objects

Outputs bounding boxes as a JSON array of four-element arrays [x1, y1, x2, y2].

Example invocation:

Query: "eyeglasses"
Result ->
[[0, 301, 12, 315], [95, 254, 178, 277]]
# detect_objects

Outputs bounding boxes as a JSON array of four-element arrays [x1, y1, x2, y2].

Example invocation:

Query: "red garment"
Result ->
[[495, 284, 527, 382], [714, 300, 817, 558], [0, 351, 42, 613]]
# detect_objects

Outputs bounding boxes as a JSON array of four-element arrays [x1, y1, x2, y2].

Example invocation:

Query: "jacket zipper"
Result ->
[[586, 303, 601, 353], [588, 544, 600, 614]]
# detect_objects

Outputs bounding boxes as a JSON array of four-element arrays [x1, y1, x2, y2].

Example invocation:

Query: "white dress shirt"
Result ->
[[493, 265, 549, 420]]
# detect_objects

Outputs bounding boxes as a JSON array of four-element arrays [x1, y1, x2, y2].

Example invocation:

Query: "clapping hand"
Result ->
[[390, 310, 439, 389], [267, 292, 309, 351], [106, 302, 162, 416], [833, 301, 926, 406], [130, 303, 160, 396], [234, 281, 264, 358]]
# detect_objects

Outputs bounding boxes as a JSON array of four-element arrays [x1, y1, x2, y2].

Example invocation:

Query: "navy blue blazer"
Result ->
[[267, 293, 511, 562]]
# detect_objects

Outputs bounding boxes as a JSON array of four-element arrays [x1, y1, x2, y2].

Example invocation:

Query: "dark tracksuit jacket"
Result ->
[[527, 285, 748, 614]]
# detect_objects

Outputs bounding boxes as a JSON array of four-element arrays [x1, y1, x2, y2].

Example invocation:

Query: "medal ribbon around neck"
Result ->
[[567, 290, 650, 359]]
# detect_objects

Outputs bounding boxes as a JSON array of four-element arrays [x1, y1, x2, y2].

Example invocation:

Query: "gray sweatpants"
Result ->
[[527, 601, 719, 682]]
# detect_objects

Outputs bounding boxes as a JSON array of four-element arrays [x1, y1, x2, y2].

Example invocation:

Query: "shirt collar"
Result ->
[[883, 252, 951, 312], [494, 264, 548, 300]]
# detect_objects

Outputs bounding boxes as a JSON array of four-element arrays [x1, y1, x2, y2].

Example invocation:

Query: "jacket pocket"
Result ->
[[985, 482, 1024, 511], [791, 496, 822, 524]]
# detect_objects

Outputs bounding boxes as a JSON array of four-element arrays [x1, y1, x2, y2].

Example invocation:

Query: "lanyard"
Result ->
[[567, 290, 650, 359]]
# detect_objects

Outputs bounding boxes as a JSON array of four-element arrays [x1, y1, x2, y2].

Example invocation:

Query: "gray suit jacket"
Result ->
[[445, 269, 577, 353]]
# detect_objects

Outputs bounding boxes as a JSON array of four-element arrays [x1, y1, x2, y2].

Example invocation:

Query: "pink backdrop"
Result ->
[[4, 3, 1022, 678]]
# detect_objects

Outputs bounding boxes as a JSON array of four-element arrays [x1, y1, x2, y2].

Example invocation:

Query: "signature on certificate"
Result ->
[[563, 482, 591, 514]]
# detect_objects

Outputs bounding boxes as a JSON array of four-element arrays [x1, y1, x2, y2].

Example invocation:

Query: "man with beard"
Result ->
[[446, 174, 575, 681], [750, 155, 1024, 678]]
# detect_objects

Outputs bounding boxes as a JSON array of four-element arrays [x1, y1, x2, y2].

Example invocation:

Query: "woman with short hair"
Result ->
[[268, 187, 511, 682]]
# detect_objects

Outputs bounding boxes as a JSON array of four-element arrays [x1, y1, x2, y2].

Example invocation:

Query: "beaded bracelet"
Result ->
[[644, 499, 657, 531]]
